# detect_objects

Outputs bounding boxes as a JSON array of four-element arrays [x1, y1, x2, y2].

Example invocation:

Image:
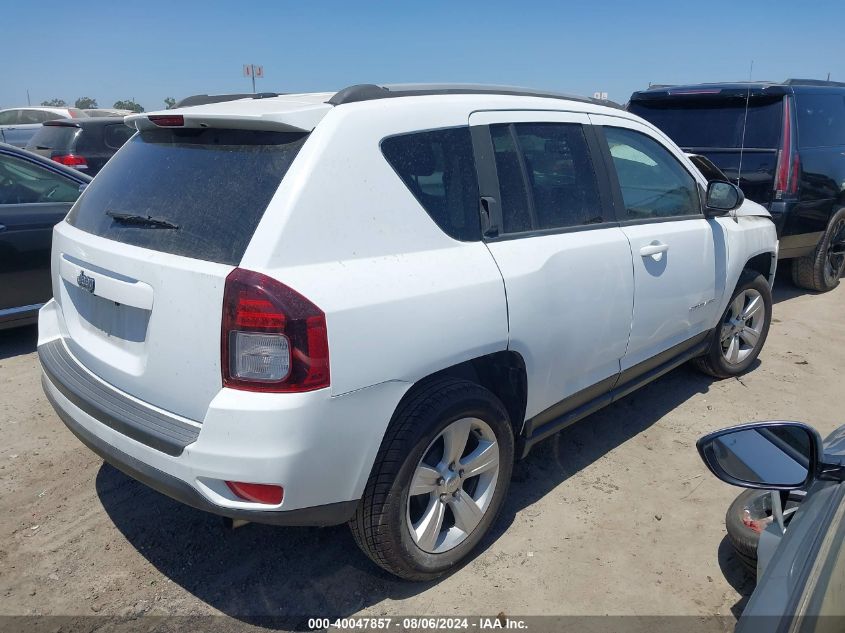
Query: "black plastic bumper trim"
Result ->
[[43, 376, 359, 527], [38, 339, 199, 456]]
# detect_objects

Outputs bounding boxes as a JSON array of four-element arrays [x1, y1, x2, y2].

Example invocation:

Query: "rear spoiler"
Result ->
[[125, 104, 331, 134]]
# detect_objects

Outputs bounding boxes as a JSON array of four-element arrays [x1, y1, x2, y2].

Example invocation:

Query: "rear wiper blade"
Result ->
[[106, 210, 179, 229]]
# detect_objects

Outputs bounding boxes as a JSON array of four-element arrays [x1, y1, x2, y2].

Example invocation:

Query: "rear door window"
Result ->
[[796, 93, 845, 148], [490, 122, 604, 233], [66, 127, 308, 265], [381, 127, 480, 241], [604, 126, 701, 220], [0, 111, 20, 125]]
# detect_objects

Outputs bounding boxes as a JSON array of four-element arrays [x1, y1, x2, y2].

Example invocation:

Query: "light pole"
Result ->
[[243, 64, 264, 93]]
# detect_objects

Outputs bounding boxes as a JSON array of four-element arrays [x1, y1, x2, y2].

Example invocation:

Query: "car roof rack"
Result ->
[[173, 92, 283, 108], [783, 78, 845, 88], [327, 83, 622, 109]]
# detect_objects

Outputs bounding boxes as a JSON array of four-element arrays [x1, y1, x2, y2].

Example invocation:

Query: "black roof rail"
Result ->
[[173, 92, 283, 109], [327, 83, 622, 109], [784, 78, 845, 88]]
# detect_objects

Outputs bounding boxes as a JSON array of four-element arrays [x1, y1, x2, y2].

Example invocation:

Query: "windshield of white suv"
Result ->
[[66, 127, 308, 264]]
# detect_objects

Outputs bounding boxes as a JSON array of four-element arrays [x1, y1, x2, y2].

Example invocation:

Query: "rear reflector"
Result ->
[[52, 154, 88, 169], [148, 114, 184, 127], [225, 481, 284, 505]]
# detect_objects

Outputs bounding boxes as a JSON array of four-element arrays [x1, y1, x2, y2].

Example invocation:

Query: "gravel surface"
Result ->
[[1, 270, 842, 628]]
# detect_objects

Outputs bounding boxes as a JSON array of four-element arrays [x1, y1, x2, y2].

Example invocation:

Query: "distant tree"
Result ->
[[74, 97, 98, 109], [40, 98, 67, 107], [113, 99, 144, 113], [164, 97, 176, 109]]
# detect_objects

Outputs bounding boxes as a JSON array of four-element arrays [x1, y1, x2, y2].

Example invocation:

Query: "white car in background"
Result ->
[[37, 84, 778, 580], [0, 106, 88, 148], [83, 108, 134, 118]]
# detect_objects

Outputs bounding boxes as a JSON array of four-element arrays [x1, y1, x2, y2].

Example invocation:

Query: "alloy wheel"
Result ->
[[406, 417, 500, 554], [823, 218, 845, 287], [720, 289, 766, 365]]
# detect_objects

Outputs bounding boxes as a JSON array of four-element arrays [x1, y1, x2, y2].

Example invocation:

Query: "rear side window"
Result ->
[[629, 97, 783, 149], [26, 125, 79, 151], [0, 111, 19, 125], [796, 94, 845, 148], [490, 123, 604, 233], [381, 127, 480, 241], [104, 124, 135, 150], [67, 128, 307, 265]]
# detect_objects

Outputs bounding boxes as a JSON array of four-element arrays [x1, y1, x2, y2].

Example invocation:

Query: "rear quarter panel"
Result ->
[[241, 100, 510, 399]]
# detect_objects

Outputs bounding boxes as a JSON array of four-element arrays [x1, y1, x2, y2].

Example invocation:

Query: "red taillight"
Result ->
[[221, 268, 330, 393], [51, 154, 88, 169], [774, 97, 798, 198], [148, 114, 184, 127], [225, 481, 284, 505]]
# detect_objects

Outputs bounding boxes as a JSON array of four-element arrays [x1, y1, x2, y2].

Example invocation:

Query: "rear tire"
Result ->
[[694, 271, 772, 379], [791, 208, 845, 292], [349, 378, 514, 580]]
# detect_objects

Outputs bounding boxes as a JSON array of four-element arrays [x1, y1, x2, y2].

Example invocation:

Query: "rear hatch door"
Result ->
[[25, 121, 80, 160], [52, 112, 316, 421], [629, 89, 785, 205]]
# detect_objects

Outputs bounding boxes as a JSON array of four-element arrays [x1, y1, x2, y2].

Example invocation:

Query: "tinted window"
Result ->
[[629, 97, 783, 149], [67, 128, 307, 265], [104, 124, 134, 150], [604, 126, 700, 219], [26, 125, 79, 152], [381, 127, 480, 241], [0, 153, 81, 205], [490, 123, 603, 233], [796, 93, 845, 148], [514, 123, 603, 229], [490, 125, 532, 233], [0, 111, 19, 125]]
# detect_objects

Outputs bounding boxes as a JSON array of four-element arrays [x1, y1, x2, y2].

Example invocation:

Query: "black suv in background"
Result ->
[[629, 79, 845, 292], [24, 117, 134, 176]]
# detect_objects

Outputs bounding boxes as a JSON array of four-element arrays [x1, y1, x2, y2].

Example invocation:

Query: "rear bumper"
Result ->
[[38, 300, 411, 525], [44, 377, 358, 526]]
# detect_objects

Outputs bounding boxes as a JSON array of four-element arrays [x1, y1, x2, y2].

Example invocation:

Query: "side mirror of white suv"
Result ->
[[705, 180, 745, 217]]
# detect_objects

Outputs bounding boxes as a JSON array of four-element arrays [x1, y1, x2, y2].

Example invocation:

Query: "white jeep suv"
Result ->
[[38, 84, 778, 580]]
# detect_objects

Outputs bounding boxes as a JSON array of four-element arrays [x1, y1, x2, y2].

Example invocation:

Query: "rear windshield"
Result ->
[[629, 96, 783, 149], [26, 125, 78, 151], [66, 127, 308, 264]]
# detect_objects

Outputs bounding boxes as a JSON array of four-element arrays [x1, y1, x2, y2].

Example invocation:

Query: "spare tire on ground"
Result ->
[[725, 488, 803, 577]]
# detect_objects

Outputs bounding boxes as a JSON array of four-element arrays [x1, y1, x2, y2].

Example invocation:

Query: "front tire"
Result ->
[[791, 207, 845, 292], [694, 271, 772, 379], [349, 378, 514, 580]]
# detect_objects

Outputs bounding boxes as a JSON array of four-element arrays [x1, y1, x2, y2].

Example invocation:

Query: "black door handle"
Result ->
[[479, 196, 499, 238]]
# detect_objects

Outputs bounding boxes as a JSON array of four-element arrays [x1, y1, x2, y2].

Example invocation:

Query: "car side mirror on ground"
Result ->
[[704, 181, 744, 218], [697, 422, 825, 490]]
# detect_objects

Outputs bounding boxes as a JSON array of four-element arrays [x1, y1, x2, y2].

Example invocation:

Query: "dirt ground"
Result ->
[[1, 269, 843, 629]]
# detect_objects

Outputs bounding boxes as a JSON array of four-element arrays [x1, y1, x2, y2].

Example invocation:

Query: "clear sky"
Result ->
[[2, 0, 843, 111]]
